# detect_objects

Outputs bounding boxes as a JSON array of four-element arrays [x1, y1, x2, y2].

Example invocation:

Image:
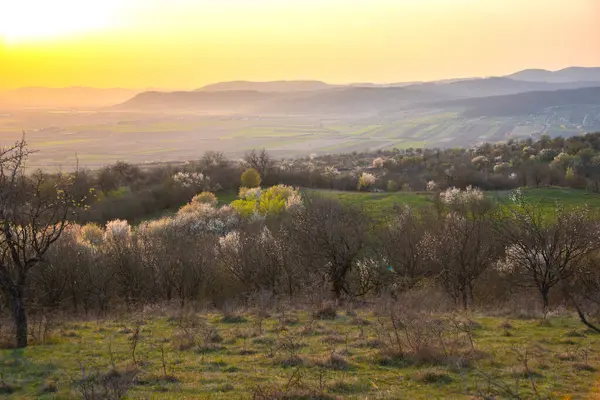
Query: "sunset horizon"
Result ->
[[2, 0, 599, 90]]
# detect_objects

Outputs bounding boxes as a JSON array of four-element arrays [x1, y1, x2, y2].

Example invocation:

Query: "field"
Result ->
[[310, 187, 600, 219], [130, 187, 600, 226], [1, 107, 597, 170], [1, 310, 599, 399]]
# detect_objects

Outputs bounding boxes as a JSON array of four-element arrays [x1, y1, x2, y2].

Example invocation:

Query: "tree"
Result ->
[[496, 192, 600, 310], [379, 207, 434, 293], [289, 196, 369, 299], [358, 173, 376, 191], [241, 168, 261, 188], [0, 138, 74, 347], [425, 211, 500, 309], [244, 149, 273, 179]]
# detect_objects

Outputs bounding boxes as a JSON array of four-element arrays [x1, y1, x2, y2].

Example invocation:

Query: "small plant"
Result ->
[[313, 304, 337, 320], [320, 352, 351, 371], [279, 333, 305, 367], [128, 323, 142, 366], [412, 369, 453, 385], [221, 313, 248, 324], [75, 363, 138, 400], [0, 374, 18, 395]]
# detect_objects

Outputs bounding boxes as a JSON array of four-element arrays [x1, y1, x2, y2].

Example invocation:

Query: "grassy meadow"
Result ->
[[1, 309, 599, 399], [310, 187, 600, 219], [131, 187, 600, 225]]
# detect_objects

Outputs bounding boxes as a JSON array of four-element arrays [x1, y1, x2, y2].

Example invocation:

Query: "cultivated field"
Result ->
[[1, 107, 597, 170]]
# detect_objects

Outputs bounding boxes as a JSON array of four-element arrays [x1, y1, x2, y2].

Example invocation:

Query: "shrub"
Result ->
[[387, 180, 399, 192], [372, 157, 385, 168], [313, 304, 337, 320], [241, 168, 261, 188], [191, 191, 218, 207], [358, 173, 376, 191]]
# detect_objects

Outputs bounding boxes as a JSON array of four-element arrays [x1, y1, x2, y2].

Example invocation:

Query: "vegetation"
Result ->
[[241, 168, 262, 188], [50, 131, 600, 226], [1, 311, 599, 399], [3, 135, 600, 397]]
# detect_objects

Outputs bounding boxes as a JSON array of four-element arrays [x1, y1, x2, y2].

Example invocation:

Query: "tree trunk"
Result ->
[[540, 287, 550, 312], [461, 287, 469, 310], [332, 279, 343, 299], [11, 285, 28, 348], [331, 263, 350, 300]]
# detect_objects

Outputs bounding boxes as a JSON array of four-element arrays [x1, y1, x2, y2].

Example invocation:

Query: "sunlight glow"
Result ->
[[0, 0, 124, 43]]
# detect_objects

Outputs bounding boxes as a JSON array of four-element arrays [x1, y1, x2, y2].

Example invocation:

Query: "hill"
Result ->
[[197, 80, 332, 92], [115, 90, 276, 113], [443, 85, 600, 117], [506, 66, 600, 83], [406, 77, 600, 98], [262, 86, 446, 115], [115, 86, 446, 115]]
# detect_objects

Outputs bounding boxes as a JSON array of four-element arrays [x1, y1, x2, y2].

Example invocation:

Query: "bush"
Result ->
[[313, 304, 337, 320], [191, 191, 218, 207], [241, 168, 262, 188]]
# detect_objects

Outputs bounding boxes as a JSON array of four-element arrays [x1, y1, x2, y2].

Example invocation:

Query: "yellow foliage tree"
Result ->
[[241, 168, 261, 188]]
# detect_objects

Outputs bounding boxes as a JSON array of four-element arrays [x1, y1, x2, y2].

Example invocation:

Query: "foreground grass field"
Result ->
[[1, 310, 599, 399]]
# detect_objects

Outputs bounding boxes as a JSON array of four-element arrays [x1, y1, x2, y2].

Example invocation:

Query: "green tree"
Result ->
[[241, 168, 261, 188]]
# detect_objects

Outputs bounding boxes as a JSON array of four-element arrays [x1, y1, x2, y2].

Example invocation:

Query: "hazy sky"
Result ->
[[1, 0, 599, 89]]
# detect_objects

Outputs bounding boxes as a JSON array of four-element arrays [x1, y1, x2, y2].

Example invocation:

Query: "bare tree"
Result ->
[[561, 254, 600, 333], [244, 149, 273, 179], [289, 196, 369, 299], [496, 194, 600, 310], [379, 206, 435, 293], [424, 210, 501, 309], [219, 225, 287, 296], [0, 138, 73, 347]]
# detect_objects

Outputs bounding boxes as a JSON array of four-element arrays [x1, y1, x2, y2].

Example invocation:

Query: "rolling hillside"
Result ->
[[444, 86, 600, 117]]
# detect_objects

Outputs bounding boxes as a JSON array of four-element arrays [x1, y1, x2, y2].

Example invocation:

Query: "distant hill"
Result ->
[[0, 87, 140, 109], [506, 67, 600, 83], [197, 80, 333, 92], [115, 86, 446, 115], [406, 77, 600, 98], [116, 90, 275, 112], [443, 86, 600, 117], [262, 86, 446, 115]]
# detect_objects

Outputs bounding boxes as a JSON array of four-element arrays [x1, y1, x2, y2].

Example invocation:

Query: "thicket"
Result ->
[[3, 137, 600, 348]]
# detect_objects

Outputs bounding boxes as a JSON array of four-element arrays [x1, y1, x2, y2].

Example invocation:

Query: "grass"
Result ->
[[131, 186, 600, 227], [492, 187, 600, 210], [308, 190, 433, 219], [310, 187, 600, 219], [1, 311, 599, 399]]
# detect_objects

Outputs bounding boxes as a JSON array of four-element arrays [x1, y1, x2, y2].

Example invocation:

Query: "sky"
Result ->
[[0, 0, 599, 90]]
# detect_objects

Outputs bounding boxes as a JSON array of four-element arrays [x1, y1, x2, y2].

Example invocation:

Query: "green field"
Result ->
[[307, 190, 433, 219], [309, 187, 600, 219], [133, 187, 600, 226], [1, 311, 599, 399]]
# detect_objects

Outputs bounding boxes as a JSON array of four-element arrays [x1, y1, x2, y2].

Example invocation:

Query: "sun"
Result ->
[[0, 0, 124, 43]]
